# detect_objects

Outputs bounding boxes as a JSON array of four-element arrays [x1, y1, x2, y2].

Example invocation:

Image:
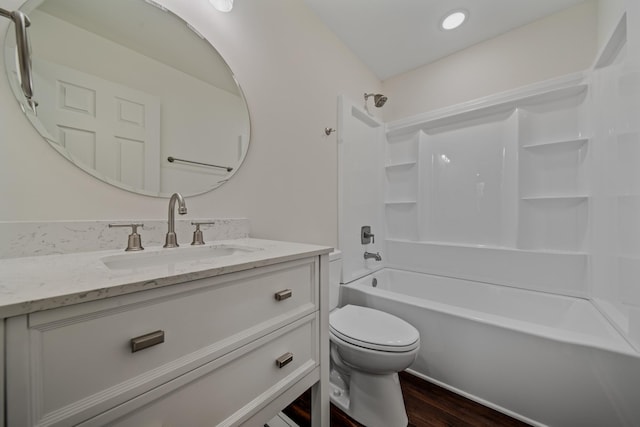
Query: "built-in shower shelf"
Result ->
[[385, 200, 417, 205], [521, 195, 589, 201], [519, 248, 588, 256], [617, 131, 639, 141], [616, 255, 640, 261], [522, 138, 589, 151], [518, 193, 588, 253], [385, 161, 417, 169], [386, 78, 588, 138]]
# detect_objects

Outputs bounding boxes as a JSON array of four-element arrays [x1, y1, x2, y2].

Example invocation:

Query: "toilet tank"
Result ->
[[329, 250, 342, 310]]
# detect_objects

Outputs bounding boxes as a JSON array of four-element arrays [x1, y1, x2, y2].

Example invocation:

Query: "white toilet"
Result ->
[[328, 251, 420, 427]]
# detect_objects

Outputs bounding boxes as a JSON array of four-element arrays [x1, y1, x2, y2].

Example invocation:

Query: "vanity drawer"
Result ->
[[6, 257, 318, 427], [81, 313, 319, 427]]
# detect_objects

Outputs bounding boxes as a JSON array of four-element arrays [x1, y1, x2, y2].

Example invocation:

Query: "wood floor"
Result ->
[[282, 372, 531, 427]]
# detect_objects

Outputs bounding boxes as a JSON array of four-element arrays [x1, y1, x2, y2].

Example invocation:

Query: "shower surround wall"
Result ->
[[591, 1, 640, 351], [337, 96, 386, 283], [385, 75, 589, 298], [383, 10, 640, 351]]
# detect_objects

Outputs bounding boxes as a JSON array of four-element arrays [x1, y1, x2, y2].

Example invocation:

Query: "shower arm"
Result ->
[[0, 8, 36, 112]]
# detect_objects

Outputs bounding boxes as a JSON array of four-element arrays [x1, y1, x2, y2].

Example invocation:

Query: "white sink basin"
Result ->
[[101, 244, 259, 270]]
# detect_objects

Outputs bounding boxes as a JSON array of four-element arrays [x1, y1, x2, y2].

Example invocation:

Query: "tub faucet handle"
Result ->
[[361, 225, 375, 244]]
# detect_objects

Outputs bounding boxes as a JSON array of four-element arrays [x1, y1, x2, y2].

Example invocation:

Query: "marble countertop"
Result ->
[[0, 238, 332, 318]]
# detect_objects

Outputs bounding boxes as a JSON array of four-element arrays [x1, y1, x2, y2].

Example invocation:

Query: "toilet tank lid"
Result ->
[[330, 305, 419, 350], [329, 250, 342, 261]]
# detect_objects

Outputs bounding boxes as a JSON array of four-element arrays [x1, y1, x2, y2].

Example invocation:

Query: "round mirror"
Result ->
[[4, 0, 250, 197]]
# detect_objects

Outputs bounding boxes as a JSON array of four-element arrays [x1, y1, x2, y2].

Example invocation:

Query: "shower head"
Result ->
[[364, 93, 388, 108]]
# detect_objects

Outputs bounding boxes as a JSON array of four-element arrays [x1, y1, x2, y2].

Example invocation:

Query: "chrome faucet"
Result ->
[[364, 251, 382, 261], [164, 192, 187, 248]]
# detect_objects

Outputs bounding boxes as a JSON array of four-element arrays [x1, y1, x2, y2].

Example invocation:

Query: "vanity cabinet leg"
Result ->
[[311, 380, 329, 427], [0, 319, 4, 427], [311, 253, 330, 427]]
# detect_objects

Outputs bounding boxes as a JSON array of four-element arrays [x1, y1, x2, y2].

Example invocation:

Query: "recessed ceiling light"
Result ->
[[210, 0, 233, 12], [441, 10, 467, 30]]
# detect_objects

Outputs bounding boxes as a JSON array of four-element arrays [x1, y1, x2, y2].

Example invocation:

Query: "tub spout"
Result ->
[[364, 251, 382, 261]]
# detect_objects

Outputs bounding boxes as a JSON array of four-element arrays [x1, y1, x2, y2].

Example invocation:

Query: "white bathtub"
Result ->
[[340, 268, 640, 427]]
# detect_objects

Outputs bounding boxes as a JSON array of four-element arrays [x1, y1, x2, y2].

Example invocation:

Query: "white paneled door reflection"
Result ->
[[34, 58, 161, 193]]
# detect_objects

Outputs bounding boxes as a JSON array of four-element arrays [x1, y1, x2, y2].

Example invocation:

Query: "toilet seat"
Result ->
[[329, 305, 419, 352]]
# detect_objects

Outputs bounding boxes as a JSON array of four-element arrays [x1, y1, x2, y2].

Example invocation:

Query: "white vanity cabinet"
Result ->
[[4, 254, 329, 427]]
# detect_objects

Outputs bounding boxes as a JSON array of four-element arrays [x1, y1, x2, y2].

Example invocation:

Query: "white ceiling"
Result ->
[[303, 0, 588, 80]]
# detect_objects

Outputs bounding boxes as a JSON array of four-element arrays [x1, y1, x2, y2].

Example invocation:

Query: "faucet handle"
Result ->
[[361, 225, 375, 244], [109, 223, 144, 251], [190, 221, 216, 246]]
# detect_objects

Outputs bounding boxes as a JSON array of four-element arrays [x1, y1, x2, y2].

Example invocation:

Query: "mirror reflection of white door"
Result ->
[[34, 58, 161, 193]]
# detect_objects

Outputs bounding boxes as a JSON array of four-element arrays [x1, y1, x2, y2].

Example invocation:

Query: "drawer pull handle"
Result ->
[[274, 289, 292, 301], [276, 352, 294, 368], [131, 330, 165, 353]]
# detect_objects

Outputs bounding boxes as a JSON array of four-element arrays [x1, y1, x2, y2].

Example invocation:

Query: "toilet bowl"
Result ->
[[329, 252, 420, 427]]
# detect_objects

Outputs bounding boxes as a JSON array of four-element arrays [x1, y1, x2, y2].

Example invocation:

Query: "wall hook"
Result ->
[[325, 127, 336, 135]]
